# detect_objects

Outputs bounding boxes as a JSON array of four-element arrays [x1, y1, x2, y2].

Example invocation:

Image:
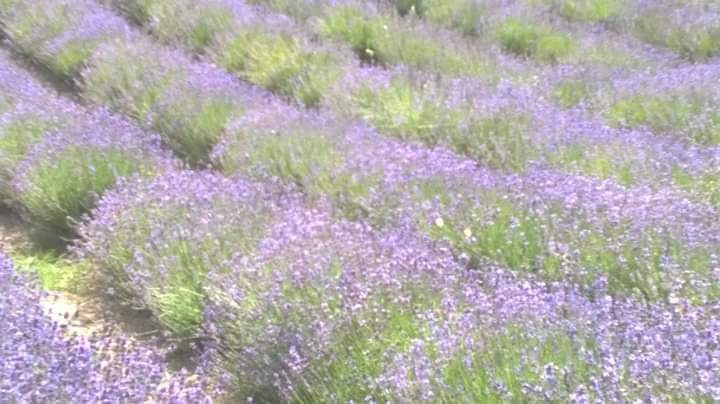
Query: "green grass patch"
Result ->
[[218, 29, 339, 107], [13, 253, 87, 293], [495, 19, 574, 62]]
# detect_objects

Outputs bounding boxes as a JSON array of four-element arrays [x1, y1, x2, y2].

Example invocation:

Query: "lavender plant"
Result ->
[[75, 171, 277, 336]]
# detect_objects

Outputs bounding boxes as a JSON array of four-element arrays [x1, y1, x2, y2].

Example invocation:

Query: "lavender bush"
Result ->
[[75, 171, 279, 336], [0, 50, 176, 232]]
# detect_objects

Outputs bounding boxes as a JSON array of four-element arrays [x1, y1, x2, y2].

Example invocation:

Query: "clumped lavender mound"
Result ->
[[0, 253, 210, 403]]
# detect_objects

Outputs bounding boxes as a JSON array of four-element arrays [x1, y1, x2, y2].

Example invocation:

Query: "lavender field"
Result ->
[[0, 0, 719, 402]]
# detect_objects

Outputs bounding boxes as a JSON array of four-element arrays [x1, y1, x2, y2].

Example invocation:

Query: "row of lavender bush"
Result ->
[[0, 0, 719, 400], [2, 0, 718, 301], [74, 169, 720, 401], [114, 0, 720, 184], [0, 49, 175, 233]]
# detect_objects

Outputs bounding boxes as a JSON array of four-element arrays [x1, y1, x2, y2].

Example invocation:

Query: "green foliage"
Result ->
[[13, 253, 87, 292], [0, 116, 54, 199], [218, 29, 339, 107], [635, 13, 720, 61], [224, 132, 341, 189], [102, 202, 270, 336], [317, 6, 485, 75], [83, 43, 181, 124], [673, 166, 720, 210], [552, 79, 591, 108], [0, 117, 52, 168], [219, 132, 380, 221], [8, 5, 72, 70], [120, 0, 234, 52], [548, 143, 635, 186], [186, 7, 233, 50], [50, 41, 92, 77], [316, 7, 390, 65], [607, 93, 720, 145], [245, 0, 327, 21], [453, 113, 536, 171], [152, 98, 238, 164], [393, 0, 425, 16], [423, 0, 485, 36], [495, 19, 573, 62], [440, 327, 599, 402], [416, 179, 718, 302], [429, 193, 556, 274], [352, 82, 448, 144], [19, 147, 153, 233], [352, 82, 535, 171], [291, 299, 433, 402], [553, 0, 623, 24]]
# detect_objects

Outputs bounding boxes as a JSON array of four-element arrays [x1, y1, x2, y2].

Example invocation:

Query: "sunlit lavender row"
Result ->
[[0, 0, 719, 401], [0, 49, 176, 233], [3, 0, 719, 300], [73, 170, 720, 402]]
